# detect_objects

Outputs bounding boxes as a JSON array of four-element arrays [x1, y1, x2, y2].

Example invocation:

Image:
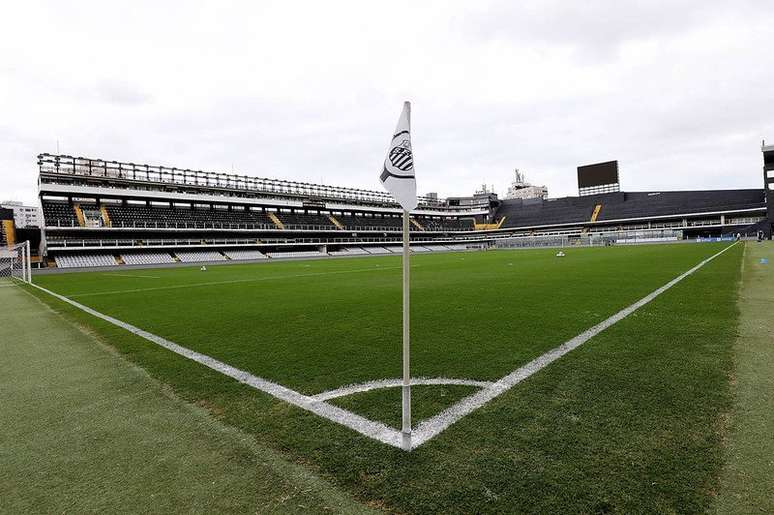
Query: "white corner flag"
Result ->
[[380, 101, 417, 211], [379, 101, 417, 451]]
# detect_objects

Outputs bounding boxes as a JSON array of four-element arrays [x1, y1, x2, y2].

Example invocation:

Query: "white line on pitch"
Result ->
[[103, 273, 161, 279], [409, 242, 739, 448], [312, 377, 494, 401]]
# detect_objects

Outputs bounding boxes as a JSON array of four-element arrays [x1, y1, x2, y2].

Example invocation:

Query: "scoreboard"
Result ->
[[577, 160, 620, 196]]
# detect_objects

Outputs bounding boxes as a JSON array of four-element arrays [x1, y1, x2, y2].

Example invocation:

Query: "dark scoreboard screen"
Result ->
[[577, 160, 619, 188], [764, 149, 774, 168]]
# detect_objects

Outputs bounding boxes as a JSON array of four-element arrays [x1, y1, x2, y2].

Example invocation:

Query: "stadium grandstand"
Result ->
[[36, 151, 771, 268]]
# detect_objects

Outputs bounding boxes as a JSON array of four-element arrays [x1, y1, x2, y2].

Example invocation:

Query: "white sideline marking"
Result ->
[[69, 264, 412, 298], [103, 273, 161, 279], [312, 377, 493, 401], [26, 242, 737, 450]]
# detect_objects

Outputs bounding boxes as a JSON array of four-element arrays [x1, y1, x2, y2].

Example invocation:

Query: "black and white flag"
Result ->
[[380, 101, 417, 211]]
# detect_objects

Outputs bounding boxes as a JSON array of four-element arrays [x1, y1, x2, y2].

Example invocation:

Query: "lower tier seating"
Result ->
[[266, 250, 326, 259], [223, 249, 268, 260], [55, 254, 117, 268], [121, 253, 176, 265], [175, 250, 227, 263], [329, 247, 370, 256], [362, 247, 392, 254]]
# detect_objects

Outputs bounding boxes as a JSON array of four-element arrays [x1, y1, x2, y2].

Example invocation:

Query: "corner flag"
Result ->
[[380, 101, 417, 211], [379, 101, 417, 451]]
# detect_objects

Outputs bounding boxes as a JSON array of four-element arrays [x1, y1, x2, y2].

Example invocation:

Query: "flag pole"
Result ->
[[402, 208, 411, 451]]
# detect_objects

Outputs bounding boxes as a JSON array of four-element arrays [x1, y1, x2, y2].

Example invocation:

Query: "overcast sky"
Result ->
[[2, 1, 773, 205]]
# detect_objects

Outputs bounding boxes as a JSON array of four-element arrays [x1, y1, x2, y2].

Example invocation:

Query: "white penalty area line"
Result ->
[[24, 242, 737, 451]]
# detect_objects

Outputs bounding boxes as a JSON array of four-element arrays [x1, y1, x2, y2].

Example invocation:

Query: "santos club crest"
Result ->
[[388, 139, 413, 172]]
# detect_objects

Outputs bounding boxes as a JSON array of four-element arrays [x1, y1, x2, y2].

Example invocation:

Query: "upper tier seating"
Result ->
[[335, 214, 474, 232], [42, 202, 78, 226], [42, 200, 477, 233], [337, 214, 404, 231], [496, 189, 766, 229], [223, 249, 268, 260], [175, 250, 227, 263], [121, 252, 175, 265], [418, 218, 475, 231], [276, 212, 337, 229], [55, 254, 117, 268], [105, 205, 275, 228]]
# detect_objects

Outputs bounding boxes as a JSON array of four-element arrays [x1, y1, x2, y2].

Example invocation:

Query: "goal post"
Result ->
[[0, 241, 32, 284]]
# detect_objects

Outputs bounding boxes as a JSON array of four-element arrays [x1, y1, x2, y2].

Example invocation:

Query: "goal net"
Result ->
[[0, 242, 32, 283]]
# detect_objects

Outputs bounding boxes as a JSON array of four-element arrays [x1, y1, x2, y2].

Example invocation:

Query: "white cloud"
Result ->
[[1, 0, 773, 204]]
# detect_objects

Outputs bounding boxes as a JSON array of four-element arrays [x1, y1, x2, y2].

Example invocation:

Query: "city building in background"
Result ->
[[1, 201, 41, 228], [504, 169, 548, 200]]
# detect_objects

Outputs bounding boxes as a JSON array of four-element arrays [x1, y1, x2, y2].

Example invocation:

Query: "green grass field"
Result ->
[[21, 242, 748, 512]]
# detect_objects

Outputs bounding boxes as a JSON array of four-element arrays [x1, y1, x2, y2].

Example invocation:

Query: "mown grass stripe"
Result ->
[[411, 242, 738, 447], [28, 243, 736, 451]]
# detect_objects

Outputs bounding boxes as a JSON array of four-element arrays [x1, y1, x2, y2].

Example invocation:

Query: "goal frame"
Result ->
[[2, 241, 32, 283]]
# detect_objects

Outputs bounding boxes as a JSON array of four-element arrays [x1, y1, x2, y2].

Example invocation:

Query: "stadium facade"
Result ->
[[33, 151, 771, 268]]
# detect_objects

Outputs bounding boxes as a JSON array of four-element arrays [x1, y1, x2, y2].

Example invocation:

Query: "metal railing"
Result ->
[[46, 233, 492, 249], [495, 229, 684, 249], [43, 218, 475, 232], [38, 153, 467, 212]]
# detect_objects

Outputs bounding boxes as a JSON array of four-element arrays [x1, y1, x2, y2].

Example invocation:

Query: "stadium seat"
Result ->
[[266, 250, 327, 259], [121, 252, 176, 265], [42, 201, 79, 227], [174, 251, 227, 263], [54, 254, 117, 268], [222, 249, 269, 260]]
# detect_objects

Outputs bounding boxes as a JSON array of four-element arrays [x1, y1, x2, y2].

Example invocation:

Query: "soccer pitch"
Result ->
[[28, 242, 744, 512]]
